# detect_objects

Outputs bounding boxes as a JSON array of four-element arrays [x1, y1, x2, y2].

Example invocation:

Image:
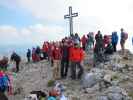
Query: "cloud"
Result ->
[[0, 0, 133, 52], [0, 24, 64, 45]]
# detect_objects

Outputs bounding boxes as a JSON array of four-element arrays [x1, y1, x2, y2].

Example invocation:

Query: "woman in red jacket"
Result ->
[[51, 42, 61, 80], [70, 41, 84, 80]]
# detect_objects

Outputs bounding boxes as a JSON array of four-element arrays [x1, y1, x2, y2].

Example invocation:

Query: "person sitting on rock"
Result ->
[[104, 43, 114, 55], [51, 42, 61, 80], [10, 52, 21, 72], [103, 35, 110, 48], [104, 36, 114, 55]]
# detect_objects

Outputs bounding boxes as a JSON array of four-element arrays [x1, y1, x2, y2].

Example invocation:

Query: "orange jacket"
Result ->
[[70, 47, 84, 62]]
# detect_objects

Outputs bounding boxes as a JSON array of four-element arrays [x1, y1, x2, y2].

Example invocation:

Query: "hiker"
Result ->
[[95, 30, 103, 47], [86, 32, 94, 51], [74, 33, 80, 42], [104, 38, 114, 55], [42, 42, 49, 59], [103, 35, 110, 48], [32, 48, 40, 62], [50, 42, 55, 67], [120, 28, 128, 54], [112, 32, 118, 52], [60, 40, 69, 79], [35, 46, 41, 60], [26, 49, 31, 63], [52, 42, 61, 80], [70, 40, 84, 80], [10, 52, 21, 72], [0, 56, 8, 70], [32, 48, 36, 62], [94, 30, 104, 63], [81, 35, 87, 51]]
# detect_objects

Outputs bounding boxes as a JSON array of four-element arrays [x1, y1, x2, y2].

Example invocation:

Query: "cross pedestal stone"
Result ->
[[64, 6, 78, 36]]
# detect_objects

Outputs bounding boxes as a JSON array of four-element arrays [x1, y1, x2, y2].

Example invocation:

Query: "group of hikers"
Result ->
[[0, 28, 130, 100], [25, 28, 128, 80]]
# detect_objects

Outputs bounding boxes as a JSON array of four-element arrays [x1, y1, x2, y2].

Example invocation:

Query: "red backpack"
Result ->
[[124, 33, 128, 40]]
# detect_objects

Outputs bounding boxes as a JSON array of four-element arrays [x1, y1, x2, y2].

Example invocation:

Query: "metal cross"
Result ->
[[64, 6, 78, 36]]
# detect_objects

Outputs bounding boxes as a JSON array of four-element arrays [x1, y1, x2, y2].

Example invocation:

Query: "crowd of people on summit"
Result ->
[[24, 28, 128, 80], [0, 28, 131, 100], [0, 28, 129, 76]]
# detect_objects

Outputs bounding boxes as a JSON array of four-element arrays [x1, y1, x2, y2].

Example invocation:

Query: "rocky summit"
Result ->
[[8, 50, 133, 100]]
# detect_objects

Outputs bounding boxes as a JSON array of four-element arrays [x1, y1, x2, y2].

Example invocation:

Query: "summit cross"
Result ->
[[64, 6, 78, 36]]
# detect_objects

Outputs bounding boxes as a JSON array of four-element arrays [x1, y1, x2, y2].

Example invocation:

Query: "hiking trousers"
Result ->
[[61, 59, 69, 78], [71, 61, 84, 80], [16, 61, 20, 72], [112, 43, 117, 52], [53, 60, 60, 80]]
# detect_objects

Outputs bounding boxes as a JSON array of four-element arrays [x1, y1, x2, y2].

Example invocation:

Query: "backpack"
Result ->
[[124, 33, 128, 40], [0, 75, 9, 92]]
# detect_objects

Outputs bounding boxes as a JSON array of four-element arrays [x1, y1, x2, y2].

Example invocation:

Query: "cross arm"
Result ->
[[72, 13, 78, 17], [64, 15, 70, 19]]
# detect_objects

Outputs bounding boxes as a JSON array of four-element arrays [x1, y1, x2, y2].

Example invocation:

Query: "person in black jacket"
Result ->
[[10, 52, 21, 72], [26, 49, 31, 63], [61, 41, 69, 78]]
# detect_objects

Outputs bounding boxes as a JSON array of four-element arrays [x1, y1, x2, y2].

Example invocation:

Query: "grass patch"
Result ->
[[112, 74, 119, 80], [128, 91, 133, 99], [47, 80, 55, 87]]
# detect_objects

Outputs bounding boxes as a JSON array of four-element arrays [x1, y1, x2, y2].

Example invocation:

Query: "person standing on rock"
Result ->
[[70, 40, 84, 80], [52, 42, 61, 80], [10, 52, 21, 72], [94, 30, 104, 63], [26, 49, 31, 63], [120, 28, 128, 54], [112, 31, 118, 52], [60, 40, 69, 79]]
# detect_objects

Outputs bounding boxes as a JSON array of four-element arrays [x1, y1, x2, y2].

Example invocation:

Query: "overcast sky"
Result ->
[[0, 0, 133, 52]]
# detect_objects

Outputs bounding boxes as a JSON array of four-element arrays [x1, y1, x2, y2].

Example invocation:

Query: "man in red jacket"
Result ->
[[51, 42, 61, 80], [70, 40, 84, 80]]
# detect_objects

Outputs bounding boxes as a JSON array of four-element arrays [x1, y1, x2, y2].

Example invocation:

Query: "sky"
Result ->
[[0, 0, 133, 56]]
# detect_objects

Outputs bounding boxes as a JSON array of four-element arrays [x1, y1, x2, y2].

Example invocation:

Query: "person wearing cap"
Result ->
[[70, 40, 84, 80]]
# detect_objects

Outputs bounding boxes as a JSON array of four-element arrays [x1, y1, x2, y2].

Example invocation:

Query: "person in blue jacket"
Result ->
[[112, 31, 118, 52]]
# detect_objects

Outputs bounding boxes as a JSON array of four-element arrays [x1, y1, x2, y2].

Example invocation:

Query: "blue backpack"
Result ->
[[0, 75, 9, 92]]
